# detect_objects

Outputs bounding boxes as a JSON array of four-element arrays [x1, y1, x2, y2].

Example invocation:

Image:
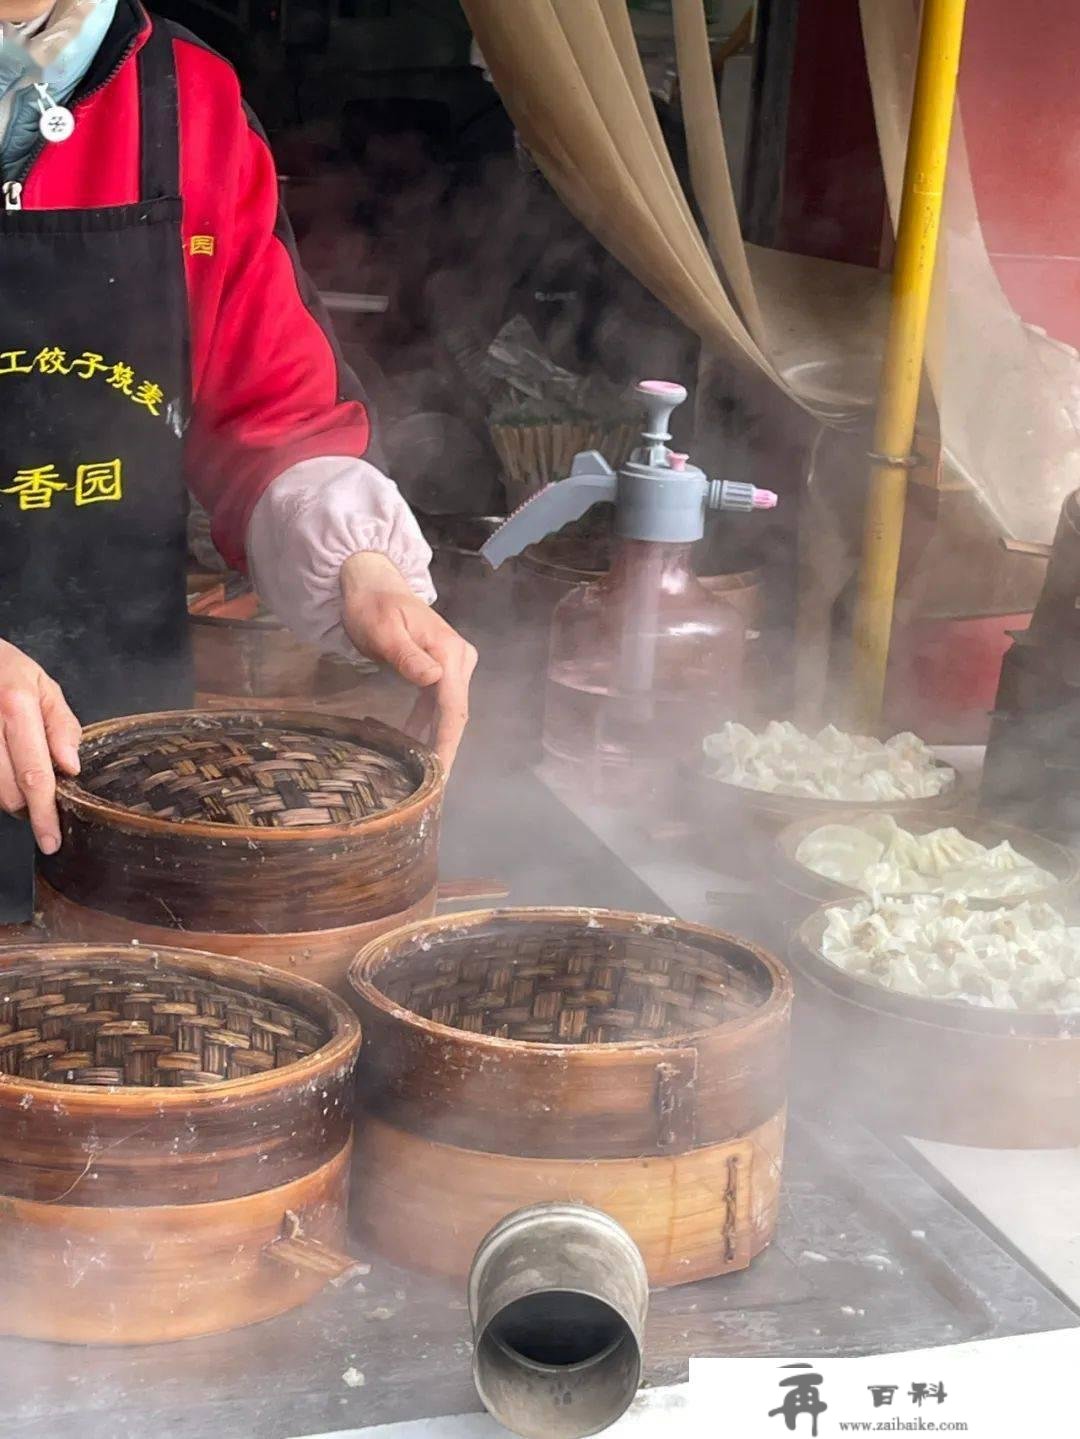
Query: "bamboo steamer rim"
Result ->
[[0, 942, 361, 1106], [775, 807, 1079, 911], [189, 610, 286, 632], [58, 708, 443, 844], [793, 901, 1080, 1039], [697, 567, 763, 590], [190, 604, 383, 668], [911, 607, 1035, 624], [187, 583, 284, 629], [194, 679, 372, 712], [349, 905, 793, 1054]]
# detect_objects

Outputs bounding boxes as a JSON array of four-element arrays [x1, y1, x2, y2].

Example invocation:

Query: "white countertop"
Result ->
[[302, 1384, 696, 1439], [909, 1139, 1080, 1305], [541, 749, 1080, 1311]]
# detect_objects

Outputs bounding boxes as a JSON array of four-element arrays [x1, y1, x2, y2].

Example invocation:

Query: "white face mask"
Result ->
[[0, 3, 53, 38], [1, 12, 49, 39], [0, 1, 79, 151], [0, 0, 97, 66]]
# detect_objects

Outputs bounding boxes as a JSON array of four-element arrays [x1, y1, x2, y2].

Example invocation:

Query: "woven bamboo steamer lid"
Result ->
[[38, 709, 443, 995]]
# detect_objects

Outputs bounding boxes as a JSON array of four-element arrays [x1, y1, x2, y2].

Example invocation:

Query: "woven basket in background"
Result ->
[[490, 419, 638, 514]]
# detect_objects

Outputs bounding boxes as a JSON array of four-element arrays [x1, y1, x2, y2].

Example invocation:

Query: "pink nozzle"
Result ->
[[668, 452, 689, 471], [752, 488, 779, 509], [638, 379, 685, 395]]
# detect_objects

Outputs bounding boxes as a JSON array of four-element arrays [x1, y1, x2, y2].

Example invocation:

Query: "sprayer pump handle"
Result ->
[[635, 380, 687, 444]]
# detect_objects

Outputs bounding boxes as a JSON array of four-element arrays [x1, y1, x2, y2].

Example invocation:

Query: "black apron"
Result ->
[[0, 21, 193, 920]]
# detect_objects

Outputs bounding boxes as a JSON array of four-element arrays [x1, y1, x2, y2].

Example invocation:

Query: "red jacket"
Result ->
[[19, 0, 371, 571]]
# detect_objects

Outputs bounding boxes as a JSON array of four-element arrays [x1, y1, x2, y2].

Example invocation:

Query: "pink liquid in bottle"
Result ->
[[541, 540, 746, 805]]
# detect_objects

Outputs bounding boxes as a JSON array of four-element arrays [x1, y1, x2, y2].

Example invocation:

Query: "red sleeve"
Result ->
[[176, 35, 371, 571]]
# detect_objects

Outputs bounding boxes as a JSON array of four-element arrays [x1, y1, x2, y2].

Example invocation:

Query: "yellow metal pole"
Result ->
[[850, 0, 968, 731]]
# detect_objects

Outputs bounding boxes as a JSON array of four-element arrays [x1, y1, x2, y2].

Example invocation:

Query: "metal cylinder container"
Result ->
[[467, 1203, 648, 1439]]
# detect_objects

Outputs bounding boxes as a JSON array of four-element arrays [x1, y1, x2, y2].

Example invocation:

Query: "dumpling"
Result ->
[[796, 817, 1055, 901], [796, 824, 887, 883], [819, 895, 1080, 1013], [701, 722, 953, 802]]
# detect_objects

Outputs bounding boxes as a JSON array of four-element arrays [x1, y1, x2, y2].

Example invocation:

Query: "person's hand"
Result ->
[[0, 640, 82, 854], [340, 553, 477, 774]]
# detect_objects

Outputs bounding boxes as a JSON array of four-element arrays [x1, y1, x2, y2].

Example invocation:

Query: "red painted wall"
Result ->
[[778, 0, 1080, 346], [777, 0, 887, 270], [960, 0, 1080, 346]]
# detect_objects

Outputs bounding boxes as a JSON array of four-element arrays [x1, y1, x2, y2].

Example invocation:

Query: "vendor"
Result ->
[[0, 0, 477, 920]]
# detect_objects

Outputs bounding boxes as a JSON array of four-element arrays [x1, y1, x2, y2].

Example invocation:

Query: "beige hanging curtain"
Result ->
[[459, 0, 785, 389], [669, 0, 765, 349], [465, 0, 1080, 542], [461, 0, 874, 429]]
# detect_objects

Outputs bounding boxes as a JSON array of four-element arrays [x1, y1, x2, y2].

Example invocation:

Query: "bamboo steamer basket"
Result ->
[[695, 566, 764, 628], [491, 419, 638, 515], [774, 809, 1078, 921], [190, 586, 322, 699], [791, 905, 1080, 1148], [0, 942, 362, 1344], [38, 710, 442, 998], [347, 907, 792, 1288], [188, 584, 377, 711]]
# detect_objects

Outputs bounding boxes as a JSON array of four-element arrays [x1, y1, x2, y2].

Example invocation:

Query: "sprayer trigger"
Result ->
[[480, 466, 617, 569], [570, 450, 614, 479]]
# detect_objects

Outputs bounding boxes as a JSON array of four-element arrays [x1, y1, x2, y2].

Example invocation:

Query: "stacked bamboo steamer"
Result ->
[[680, 753, 959, 885], [17, 696, 799, 1325], [37, 709, 443, 997], [188, 578, 378, 712], [347, 907, 792, 1287], [0, 943, 361, 1344]]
